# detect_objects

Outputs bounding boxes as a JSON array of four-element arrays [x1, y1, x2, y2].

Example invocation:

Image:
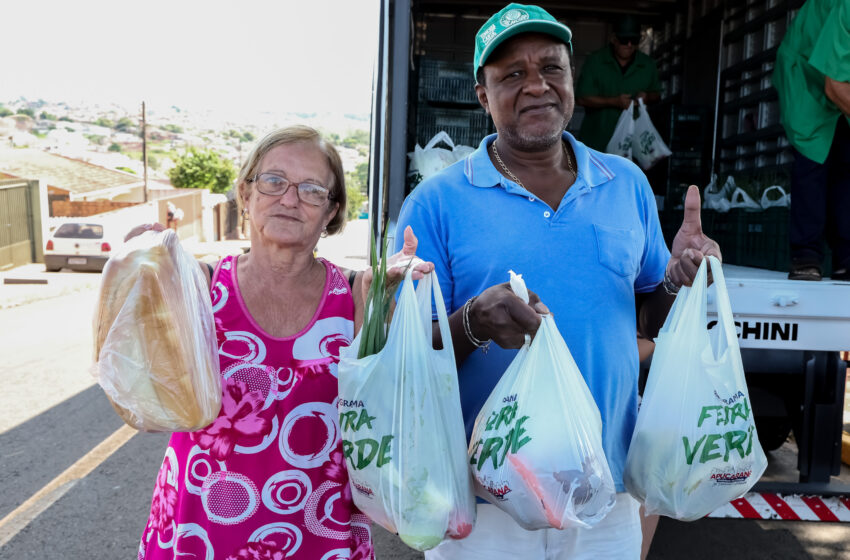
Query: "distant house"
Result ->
[[0, 148, 146, 203]]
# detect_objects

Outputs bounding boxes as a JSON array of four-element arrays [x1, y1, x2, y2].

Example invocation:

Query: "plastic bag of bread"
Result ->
[[92, 229, 221, 432]]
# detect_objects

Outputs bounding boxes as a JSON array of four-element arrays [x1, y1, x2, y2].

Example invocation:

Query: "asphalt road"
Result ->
[[1, 278, 850, 559]]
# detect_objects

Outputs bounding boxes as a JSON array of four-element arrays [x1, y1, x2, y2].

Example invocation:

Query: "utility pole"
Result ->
[[142, 101, 148, 202]]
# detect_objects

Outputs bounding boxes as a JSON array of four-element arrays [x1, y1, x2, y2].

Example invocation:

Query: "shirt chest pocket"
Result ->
[[593, 224, 641, 278]]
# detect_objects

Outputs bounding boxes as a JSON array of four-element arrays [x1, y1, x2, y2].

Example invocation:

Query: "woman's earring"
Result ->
[[321, 225, 328, 238]]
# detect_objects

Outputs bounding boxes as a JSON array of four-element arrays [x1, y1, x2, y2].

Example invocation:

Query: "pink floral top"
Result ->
[[139, 256, 373, 560]]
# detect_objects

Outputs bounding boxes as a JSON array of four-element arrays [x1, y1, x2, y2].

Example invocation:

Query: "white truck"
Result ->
[[366, 0, 850, 522]]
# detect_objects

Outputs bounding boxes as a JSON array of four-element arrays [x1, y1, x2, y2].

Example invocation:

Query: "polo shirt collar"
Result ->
[[464, 131, 616, 191]]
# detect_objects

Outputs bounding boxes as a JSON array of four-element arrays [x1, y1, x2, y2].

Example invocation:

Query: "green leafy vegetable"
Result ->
[[358, 224, 393, 358]]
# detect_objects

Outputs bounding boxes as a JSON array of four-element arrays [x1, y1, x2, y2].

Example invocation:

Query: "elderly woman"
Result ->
[[135, 125, 431, 560]]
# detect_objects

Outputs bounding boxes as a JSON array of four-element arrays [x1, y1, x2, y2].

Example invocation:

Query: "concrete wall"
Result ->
[[52, 200, 136, 217]]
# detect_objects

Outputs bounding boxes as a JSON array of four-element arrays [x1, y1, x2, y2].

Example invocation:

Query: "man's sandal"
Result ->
[[788, 263, 822, 281]]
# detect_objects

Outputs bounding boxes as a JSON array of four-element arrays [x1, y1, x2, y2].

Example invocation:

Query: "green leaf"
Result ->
[[358, 222, 394, 358]]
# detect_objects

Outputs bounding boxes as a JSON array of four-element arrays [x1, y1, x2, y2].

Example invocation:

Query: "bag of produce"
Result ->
[[93, 229, 221, 432], [624, 256, 767, 520], [338, 268, 475, 551], [632, 98, 672, 170], [468, 271, 616, 530], [606, 100, 635, 159], [407, 131, 475, 186]]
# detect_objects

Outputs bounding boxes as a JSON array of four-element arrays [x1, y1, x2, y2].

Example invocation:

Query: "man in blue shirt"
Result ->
[[395, 4, 720, 558]]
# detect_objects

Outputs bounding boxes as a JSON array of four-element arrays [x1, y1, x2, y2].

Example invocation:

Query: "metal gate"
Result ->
[[0, 181, 34, 270]]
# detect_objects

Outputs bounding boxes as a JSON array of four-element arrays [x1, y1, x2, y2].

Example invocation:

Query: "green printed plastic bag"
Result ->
[[468, 271, 616, 530], [624, 256, 768, 521], [338, 269, 475, 551]]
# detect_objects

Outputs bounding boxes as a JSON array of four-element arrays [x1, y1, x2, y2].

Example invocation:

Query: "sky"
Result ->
[[1, 0, 380, 119]]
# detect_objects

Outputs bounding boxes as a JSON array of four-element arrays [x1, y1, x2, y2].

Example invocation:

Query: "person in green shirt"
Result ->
[[575, 15, 661, 153], [773, 0, 850, 281]]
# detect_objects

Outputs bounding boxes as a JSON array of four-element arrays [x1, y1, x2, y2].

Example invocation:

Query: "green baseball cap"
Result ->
[[473, 3, 572, 79]]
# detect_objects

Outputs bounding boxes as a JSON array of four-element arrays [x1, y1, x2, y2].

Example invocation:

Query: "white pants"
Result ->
[[425, 493, 642, 560]]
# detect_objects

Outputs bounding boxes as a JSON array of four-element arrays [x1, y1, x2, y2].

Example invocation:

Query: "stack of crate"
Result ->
[[414, 57, 494, 149]]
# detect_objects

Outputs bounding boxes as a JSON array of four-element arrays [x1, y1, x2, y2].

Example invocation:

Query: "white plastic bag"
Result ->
[[632, 98, 672, 170], [407, 131, 474, 183], [93, 229, 221, 432], [703, 174, 733, 213], [623, 257, 768, 521], [729, 187, 762, 211], [760, 185, 790, 208], [468, 271, 616, 530], [338, 269, 475, 551], [606, 101, 635, 158]]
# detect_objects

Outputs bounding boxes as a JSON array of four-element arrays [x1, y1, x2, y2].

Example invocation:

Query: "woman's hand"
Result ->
[[124, 223, 166, 242], [123, 222, 212, 287], [353, 226, 434, 334], [360, 226, 434, 302]]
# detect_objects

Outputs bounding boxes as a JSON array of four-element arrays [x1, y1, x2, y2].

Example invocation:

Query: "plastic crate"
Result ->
[[736, 208, 790, 270], [417, 59, 478, 105], [416, 106, 493, 148]]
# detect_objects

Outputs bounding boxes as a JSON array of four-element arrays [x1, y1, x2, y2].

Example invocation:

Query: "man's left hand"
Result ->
[[667, 185, 722, 288]]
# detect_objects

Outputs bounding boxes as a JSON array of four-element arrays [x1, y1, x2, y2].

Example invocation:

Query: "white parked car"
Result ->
[[44, 221, 117, 272]]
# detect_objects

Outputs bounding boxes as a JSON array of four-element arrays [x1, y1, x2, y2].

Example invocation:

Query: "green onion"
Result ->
[[358, 224, 393, 358]]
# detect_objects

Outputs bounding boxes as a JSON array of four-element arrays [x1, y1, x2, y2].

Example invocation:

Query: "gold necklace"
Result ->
[[491, 140, 576, 189]]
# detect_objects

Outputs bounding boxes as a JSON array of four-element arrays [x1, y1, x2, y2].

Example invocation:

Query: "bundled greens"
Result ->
[[358, 225, 393, 359]]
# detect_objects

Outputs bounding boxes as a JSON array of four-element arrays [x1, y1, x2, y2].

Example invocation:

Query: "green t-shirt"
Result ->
[[575, 46, 661, 152], [773, 0, 850, 163]]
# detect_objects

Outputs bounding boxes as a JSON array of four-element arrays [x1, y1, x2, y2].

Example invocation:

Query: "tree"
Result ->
[[147, 154, 160, 171], [108, 143, 122, 152], [346, 185, 366, 220], [162, 124, 183, 134], [0, 106, 11, 117], [95, 117, 113, 128], [40, 111, 57, 121], [346, 161, 370, 195], [341, 129, 370, 148], [115, 117, 134, 131], [17, 108, 35, 118], [241, 131, 255, 142], [168, 147, 236, 194]]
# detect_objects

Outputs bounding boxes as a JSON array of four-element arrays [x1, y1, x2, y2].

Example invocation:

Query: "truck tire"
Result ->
[[756, 417, 792, 451]]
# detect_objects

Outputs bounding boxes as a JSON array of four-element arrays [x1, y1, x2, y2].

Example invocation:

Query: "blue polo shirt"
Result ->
[[394, 131, 670, 491]]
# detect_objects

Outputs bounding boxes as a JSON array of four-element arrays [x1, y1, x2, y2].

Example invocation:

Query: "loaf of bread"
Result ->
[[94, 229, 221, 432]]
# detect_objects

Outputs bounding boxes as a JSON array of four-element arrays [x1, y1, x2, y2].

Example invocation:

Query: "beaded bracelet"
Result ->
[[462, 297, 491, 353]]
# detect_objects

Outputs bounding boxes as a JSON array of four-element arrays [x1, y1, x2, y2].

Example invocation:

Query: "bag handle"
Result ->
[[410, 267, 454, 358], [706, 256, 742, 360], [664, 256, 739, 368], [760, 185, 789, 208], [423, 131, 456, 151]]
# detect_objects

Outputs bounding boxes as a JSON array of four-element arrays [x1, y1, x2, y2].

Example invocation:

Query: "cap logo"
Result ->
[[479, 24, 498, 46], [500, 9, 529, 27]]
